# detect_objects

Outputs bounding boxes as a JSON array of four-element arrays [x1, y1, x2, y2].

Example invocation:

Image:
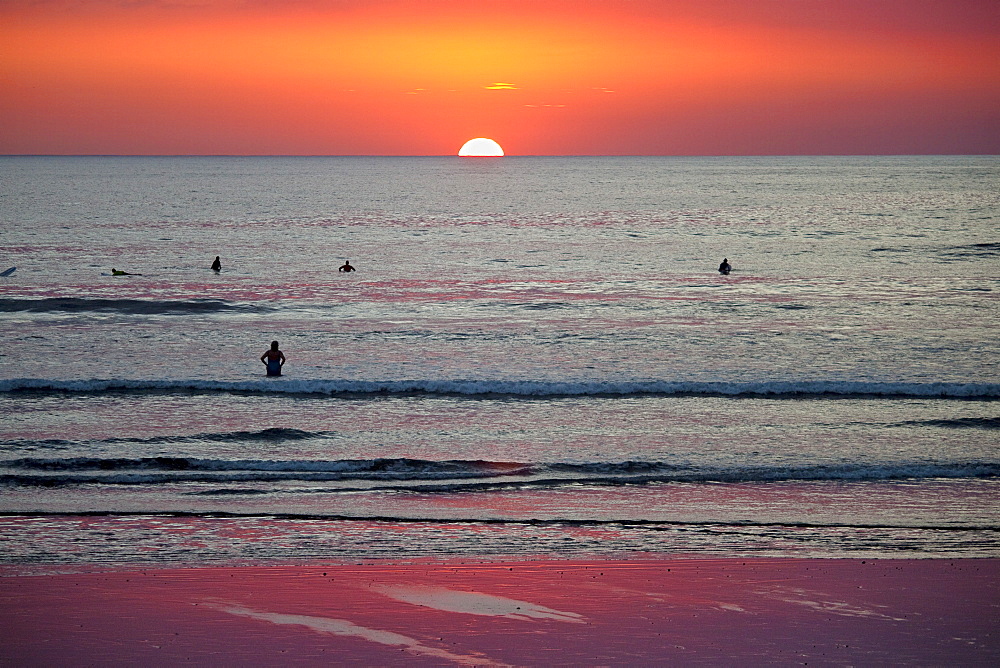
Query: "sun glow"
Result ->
[[458, 138, 504, 157]]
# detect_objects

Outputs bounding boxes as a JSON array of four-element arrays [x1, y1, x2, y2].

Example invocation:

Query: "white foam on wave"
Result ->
[[2, 377, 998, 398]]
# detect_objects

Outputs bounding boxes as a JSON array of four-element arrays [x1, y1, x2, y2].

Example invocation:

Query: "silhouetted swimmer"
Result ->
[[211, 256, 221, 272], [718, 258, 732, 275], [260, 341, 286, 377], [111, 268, 141, 276], [339, 260, 355, 272]]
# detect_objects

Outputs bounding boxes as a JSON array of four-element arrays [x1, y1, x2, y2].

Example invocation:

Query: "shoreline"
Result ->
[[3, 556, 997, 665]]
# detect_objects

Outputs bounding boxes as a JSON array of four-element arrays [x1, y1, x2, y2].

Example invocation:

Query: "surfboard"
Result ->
[[1, 267, 15, 277]]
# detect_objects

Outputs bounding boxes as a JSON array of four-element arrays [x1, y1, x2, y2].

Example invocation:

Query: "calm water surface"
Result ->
[[1, 156, 997, 564]]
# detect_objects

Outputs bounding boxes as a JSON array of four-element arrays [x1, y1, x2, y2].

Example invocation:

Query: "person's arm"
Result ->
[[261, 352, 268, 364], [279, 352, 286, 366]]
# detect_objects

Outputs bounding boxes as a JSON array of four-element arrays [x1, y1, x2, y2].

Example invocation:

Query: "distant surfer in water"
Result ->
[[261, 341, 286, 377], [111, 268, 140, 276], [211, 256, 222, 272], [718, 258, 732, 275], [339, 260, 355, 272]]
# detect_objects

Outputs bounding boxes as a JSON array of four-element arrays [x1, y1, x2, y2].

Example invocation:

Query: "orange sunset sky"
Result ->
[[2, 0, 998, 156]]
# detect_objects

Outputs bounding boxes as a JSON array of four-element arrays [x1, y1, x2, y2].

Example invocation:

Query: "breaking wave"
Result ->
[[0, 428, 328, 450], [0, 297, 265, 315], [2, 377, 998, 398], [1, 456, 996, 489]]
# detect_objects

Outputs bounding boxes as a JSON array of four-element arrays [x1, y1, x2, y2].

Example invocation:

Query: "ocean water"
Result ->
[[1, 155, 998, 565]]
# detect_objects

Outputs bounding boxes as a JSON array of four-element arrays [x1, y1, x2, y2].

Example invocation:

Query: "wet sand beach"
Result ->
[[3, 557, 997, 666]]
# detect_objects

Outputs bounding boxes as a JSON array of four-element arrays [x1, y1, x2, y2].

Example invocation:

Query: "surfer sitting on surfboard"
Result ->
[[260, 340, 286, 377], [718, 258, 732, 275], [338, 260, 355, 272]]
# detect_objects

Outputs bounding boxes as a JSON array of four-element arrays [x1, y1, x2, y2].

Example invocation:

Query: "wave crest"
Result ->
[[2, 377, 998, 399], [0, 298, 262, 315], [1, 457, 995, 489]]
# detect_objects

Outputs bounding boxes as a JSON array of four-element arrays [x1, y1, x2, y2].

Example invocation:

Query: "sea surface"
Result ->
[[1, 155, 998, 565]]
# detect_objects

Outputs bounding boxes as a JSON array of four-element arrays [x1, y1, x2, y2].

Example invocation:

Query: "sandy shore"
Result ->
[[2, 557, 997, 666]]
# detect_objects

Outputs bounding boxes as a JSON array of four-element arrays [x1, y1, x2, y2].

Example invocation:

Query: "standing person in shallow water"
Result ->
[[718, 258, 732, 275], [339, 260, 355, 272], [211, 256, 221, 272], [260, 341, 285, 377]]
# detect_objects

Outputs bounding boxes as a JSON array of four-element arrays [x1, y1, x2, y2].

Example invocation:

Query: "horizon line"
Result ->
[[2, 153, 998, 158]]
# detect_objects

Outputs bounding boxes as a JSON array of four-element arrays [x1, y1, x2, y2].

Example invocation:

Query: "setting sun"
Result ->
[[458, 138, 504, 157]]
